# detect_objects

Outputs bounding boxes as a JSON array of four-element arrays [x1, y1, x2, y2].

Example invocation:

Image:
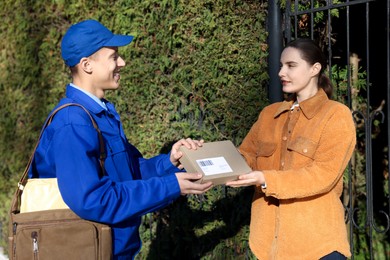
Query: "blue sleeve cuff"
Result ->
[[164, 173, 181, 199], [162, 152, 183, 174]]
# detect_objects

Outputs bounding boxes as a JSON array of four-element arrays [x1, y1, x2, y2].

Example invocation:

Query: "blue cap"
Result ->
[[61, 19, 134, 67]]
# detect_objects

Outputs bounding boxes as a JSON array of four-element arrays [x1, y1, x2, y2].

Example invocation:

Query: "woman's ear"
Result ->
[[79, 57, 93, 73], [311, 62, 322, 76]]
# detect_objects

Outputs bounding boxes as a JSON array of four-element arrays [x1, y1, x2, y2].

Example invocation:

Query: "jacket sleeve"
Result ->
[[139, 153, 181, 179], [239, 112, 264, 169], [49, 121, 181, 224], [263, 105, 356, 200]]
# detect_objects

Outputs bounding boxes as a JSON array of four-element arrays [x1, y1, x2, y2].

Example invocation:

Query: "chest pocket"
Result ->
[[287, 136, 318, 159], [256, 141, 277, 157], [105, 136, 143, 181], [106, 136, 127, 156], [254, 141, 277, 170]]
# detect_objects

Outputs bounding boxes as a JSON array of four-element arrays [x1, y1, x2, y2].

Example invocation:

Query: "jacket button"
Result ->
[[303, 148, 308, 153], [282, 136, 287, 141]]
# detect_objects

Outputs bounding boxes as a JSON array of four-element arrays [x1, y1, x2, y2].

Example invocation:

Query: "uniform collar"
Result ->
[[274, 88, 329, 119], [65, 84, 108, 114], [69, 83, 108, 110]]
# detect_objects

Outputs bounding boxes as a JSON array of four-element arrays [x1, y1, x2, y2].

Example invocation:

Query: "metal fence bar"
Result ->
[[289, 0, 375, 16], [385, 0, 390, 255]]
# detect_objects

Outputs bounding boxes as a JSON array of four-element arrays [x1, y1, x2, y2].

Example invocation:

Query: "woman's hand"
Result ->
[[225, 171, 266, 188], [170, 138, 204, 169]]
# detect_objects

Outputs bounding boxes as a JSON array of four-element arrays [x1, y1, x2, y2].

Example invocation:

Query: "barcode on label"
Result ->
[[198, 160, 214, 167], [196, 157, 232, 175]]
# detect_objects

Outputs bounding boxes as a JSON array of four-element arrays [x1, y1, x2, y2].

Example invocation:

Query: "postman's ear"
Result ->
[[79, 57, 93, 74]]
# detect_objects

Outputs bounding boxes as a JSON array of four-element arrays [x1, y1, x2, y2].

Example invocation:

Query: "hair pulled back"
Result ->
[[285, 38, 333, 99]]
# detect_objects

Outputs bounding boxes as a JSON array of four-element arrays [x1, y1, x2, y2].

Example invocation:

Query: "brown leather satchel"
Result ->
[[8, 103, 112, 260]]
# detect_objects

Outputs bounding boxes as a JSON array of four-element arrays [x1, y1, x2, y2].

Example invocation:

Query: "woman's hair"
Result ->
[[285, 38, 333, 99]]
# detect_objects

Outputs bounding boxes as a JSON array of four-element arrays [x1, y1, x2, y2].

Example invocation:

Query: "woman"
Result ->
[[226, 39, 356, 259]]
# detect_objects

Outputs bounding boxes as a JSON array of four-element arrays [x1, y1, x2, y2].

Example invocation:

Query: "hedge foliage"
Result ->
[[0, 0, 269, 258]]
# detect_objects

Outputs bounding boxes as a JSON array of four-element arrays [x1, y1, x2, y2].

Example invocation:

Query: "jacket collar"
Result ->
[[274, 88, 329, 119], [65, 84, 107, 114]]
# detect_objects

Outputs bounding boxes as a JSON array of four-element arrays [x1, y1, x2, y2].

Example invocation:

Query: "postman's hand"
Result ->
[[175, 172, 213, 195], [170, 138, 204, 169]]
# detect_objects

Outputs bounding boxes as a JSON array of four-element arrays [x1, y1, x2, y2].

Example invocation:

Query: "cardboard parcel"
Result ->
[[179, 140, 252, 185]]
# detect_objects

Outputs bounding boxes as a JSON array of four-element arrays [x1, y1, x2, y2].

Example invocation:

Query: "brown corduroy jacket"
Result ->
[[239, 89, 356, 260]]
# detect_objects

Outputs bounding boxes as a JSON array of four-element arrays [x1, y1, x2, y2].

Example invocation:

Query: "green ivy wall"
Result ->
[[0, 0, 269, 258]]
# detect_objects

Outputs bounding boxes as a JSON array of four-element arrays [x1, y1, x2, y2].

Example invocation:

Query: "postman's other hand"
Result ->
[[175, 172, 213, 195], [170, 138, 204, 169]]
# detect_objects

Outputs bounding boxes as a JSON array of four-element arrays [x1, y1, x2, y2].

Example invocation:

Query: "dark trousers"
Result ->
[[320, 251, 347, 260]]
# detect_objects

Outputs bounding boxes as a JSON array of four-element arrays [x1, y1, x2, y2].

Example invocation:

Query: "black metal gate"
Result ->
[[268, 0, 390, 258]]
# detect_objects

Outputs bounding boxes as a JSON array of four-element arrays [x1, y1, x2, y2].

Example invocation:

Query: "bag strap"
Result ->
[[11, 103, 106, 213]]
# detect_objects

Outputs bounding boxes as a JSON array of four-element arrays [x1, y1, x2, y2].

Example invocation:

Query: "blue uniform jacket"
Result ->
[[29, 85, 182, 259]]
